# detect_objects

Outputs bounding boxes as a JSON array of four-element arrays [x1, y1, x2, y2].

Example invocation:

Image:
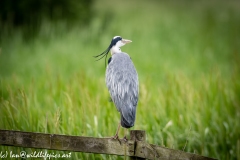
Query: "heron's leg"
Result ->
[[112, 122, 121, 139], [123, 128, 128, 142]]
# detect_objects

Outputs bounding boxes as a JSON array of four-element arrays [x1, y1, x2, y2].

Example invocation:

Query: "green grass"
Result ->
[[0, 0, 240, 159]]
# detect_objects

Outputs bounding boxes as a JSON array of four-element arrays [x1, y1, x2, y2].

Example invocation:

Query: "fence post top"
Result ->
[[130, 130, 146, 142]]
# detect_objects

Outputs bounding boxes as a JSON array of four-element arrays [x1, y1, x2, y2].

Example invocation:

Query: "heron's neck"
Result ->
[[111, 46, 121, 55]]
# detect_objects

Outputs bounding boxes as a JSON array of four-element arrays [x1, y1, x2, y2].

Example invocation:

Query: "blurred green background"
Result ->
[[0, 0, 240, 159]]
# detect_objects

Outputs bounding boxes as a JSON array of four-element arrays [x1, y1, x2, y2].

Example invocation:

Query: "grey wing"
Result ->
[[106, 53, 139, 127]]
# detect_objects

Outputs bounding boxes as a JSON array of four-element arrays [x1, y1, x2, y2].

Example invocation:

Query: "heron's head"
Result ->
[[111, 36, 132, 49], [94, 36, 132, 66]]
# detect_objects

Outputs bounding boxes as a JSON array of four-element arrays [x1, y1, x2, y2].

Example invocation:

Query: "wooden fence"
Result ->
[[0, 129, 216, 160]]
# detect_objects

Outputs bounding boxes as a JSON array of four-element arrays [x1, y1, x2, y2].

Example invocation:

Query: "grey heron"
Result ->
[[94, 36, 139, 140]]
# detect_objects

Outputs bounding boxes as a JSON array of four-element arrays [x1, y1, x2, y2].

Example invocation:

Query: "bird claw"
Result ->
[[123, 136, 128, 142], [111, 134, 121, 144], [112, 134, 119, 139]]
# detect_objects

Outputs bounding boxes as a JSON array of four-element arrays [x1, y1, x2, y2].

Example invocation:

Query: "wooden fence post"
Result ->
[[130, 130, 146, 160]]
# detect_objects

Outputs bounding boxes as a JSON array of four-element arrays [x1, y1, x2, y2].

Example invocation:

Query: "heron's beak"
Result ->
[[122, 39, 132, 44]]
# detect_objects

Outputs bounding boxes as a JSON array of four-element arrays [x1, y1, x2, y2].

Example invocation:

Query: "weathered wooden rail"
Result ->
[[0, 129, 216, 160]]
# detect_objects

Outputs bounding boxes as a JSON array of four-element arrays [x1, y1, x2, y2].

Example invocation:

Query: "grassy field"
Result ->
[[0, 0, 240, 159]]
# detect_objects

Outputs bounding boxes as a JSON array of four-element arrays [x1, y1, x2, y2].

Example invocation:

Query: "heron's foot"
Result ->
[[123, 136, 128, 142], [111, 134, 119, 139], [111, 134, 121, 144]]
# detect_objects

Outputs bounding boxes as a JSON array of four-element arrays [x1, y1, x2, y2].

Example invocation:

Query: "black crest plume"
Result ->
[[94, 36, 122, 66]]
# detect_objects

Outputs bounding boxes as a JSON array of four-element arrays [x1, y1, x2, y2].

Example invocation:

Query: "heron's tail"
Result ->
[[120, 114, 135, 128]]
